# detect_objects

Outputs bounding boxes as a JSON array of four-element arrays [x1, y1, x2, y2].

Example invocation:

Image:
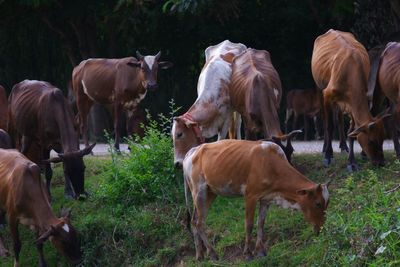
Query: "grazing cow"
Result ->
[[72, 51, 172, 150], [7, 80, 95, 199], [0, 85, 7, 131], [183, 139, 330, 260], [0, 149, 82, 266], [175, 40, 247, 142], [311, 29, 389, 170], [369, 42, 400, 158], [223, 48, 301, 162]]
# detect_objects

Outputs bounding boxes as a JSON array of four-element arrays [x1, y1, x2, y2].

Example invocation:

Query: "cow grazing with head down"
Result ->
[[172, 40, 246, 168], [311, 29, 389, 170], [72, 51, 172, 150], [0, 149, 82, 266], [222, 48, 301, 162], [368, 42, 400, 159], [183, 139, 330, 260], [8, 80, 95, 199]]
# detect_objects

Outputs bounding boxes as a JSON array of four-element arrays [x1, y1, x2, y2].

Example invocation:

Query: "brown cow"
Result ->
[[183, 140, 330, 260], [72, 51, 172, 150], [7, 80, 95, 199], [0, 149, 82, 266], [311, 29, 389, 170], [369, 42, 400, 158], [223, 48, 301, 162]]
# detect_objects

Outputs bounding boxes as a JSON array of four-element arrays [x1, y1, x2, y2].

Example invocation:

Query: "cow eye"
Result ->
[[177, 132, 183, 138]]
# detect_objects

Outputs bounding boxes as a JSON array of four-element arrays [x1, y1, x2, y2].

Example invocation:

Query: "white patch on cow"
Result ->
[[260, 141, 286, 159], [182, 146, 199, 179], [144, 56, 156, 70], [322, 185, 329, 204], [273, 196, 301, 210], [273, 88, 279, 100], [240, 184, 247, 195], [81, 80, 96, 102], [62, 223, 70, 233]]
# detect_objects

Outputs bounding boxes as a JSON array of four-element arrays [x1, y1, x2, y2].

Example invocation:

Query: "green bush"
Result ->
[[97, 100, 182, 209]]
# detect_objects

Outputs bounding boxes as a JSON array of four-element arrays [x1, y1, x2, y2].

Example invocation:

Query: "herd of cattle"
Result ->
[[0, 28, 398, 265]]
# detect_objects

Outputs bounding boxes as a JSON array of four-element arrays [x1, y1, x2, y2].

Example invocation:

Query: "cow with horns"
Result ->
[[72, 51, 173, 150]]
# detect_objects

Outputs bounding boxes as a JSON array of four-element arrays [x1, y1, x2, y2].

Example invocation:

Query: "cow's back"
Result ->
[[73, 57, 141, 104], [378, 42, 400, 101], [311, 29, 369, 90]]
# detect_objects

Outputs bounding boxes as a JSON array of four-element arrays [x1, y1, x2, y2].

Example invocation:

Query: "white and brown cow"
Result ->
[[0, 149, 82, 266], [172, 40, 246, 167], [72, 51, 172, 150], [183, 139, 330, 260]]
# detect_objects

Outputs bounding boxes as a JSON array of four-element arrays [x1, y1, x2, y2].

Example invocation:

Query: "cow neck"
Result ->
[[271, 166, 315, 204], [55, 107, 80, 153], [260, 90, 282, 139], [349, 86, 374, 127], [182, 113, 205, 144]]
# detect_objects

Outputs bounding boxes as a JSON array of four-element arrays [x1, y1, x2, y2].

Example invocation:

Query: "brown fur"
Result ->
[[183, 140, 329, 260], [311, 29, 387, 167], [0, 149, 81, 265]]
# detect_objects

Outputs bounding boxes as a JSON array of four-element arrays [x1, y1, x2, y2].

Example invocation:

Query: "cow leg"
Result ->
[[391, 102, 400, 159], [244, 196, 257, 260], [0, 212, 9, 257], [42, 150, 53, 200], [292, 113, 298, 139], [113, 104, 123, 151], [36, 232, 47, 267], [235, 113, 242, 140], [304, 115, 309, 141], [322, 91, 334, 166], [347, 120, 359, 171], [191, 207, 205, 260], [9, 216, 21, 267], [218, 116, 231, 140], [337, 109, 349, 153], [255, 200, 269, 258], [194, 188, 218, 260], [76, 95, 93, 148], [313, 115, 321, 140]]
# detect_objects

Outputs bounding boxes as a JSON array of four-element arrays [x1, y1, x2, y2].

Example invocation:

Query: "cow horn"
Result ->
[[43, 156, 63, 164], [287, 129, 302, 139], [136, 50, 144, 60], [155, 51, 162, 60], [79, 143, 96, 157], [36, 226, 55, 245]]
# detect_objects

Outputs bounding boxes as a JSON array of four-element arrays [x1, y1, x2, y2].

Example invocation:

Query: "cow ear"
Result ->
[[220, 52, 235, 63], [348, 125, 367, 138], [127, 61, 141, 68], [158, 61, 173, 69], [79, 143, 96, 157]]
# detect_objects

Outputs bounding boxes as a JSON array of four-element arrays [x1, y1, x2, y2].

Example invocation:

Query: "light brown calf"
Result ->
[[312, 29, 389, 170], [183, 140, 330, 260], [0, 149, 82, 266]]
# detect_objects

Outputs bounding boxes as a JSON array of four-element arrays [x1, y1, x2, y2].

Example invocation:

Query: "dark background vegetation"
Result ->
[[1, 0, 400, 137]]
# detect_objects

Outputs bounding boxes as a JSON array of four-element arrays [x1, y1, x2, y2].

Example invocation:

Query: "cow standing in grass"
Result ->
[[72, 51, 172, 150], [182, 139, 330, 260], [0, 149, 82, 266], [8, 80, 95, 199]]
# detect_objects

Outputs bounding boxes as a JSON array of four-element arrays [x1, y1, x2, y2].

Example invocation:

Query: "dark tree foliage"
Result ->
[[0, 0, 397, 138]]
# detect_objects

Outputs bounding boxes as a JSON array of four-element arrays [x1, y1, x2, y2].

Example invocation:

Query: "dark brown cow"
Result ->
[[183, 140, 330, 260], [0, 149, 82, 266], [72, 51, 172, 150], [0, 85, 7, 131], [223, 48, 300, 162], [369, 42, 400, 158], [311, 29, 389, 170], [8, 80, 95, 199]]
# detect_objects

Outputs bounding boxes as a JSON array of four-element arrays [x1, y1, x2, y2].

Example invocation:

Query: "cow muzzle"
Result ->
[[174, 161, 183, 169], [146, 83, 158, 91]]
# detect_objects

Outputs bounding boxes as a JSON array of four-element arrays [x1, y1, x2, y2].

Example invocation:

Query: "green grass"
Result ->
[[1, 151, 400, 266]]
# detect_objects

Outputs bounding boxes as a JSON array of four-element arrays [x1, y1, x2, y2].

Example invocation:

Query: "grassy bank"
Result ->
[[1, 149, 400, 266]]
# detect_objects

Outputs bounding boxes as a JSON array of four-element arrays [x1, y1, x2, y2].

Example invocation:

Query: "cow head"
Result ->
[[271, 130, 302, 163], [348, 111, 391, 166], [172, 116, 202, 169], [296, 182, 330, 233], [127, 51, 173, 91], [36, 211, 82, 265], [48, 143, 96, 198]]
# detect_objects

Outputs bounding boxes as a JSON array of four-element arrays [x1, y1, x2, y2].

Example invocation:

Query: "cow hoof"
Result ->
[[347, 163, 359, 172], [340, 147, 349, 153], [77, 193, 88, 201], [323, 158, 333, 167]]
